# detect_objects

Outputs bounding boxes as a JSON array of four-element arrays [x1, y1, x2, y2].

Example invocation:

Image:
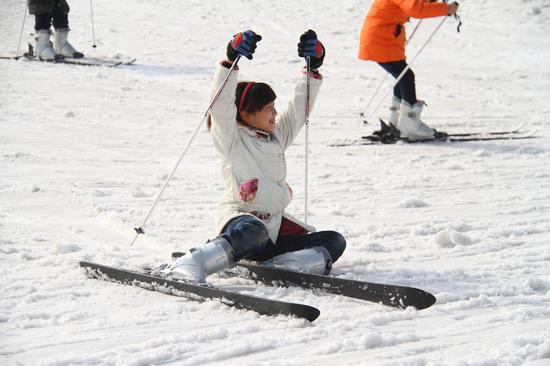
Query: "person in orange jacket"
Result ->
[[359, 0, 459, 140]]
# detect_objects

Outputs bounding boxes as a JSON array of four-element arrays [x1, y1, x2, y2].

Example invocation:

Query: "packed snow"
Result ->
[[1, 0, 549, 365]]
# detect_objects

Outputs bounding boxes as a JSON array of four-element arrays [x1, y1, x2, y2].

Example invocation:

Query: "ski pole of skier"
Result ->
[[305, 55, 310, 224], [358, 0, 459, 141], [16, 4, 28, 59], [89, 0, 97, 48], [297, 30, 325, 224], [154, 29, 346, 285], [129, 56, 242, 246]]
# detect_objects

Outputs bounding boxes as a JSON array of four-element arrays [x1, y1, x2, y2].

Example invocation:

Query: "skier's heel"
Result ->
[[261, 246, 333, 275], [54, 28, 84, 58], [163, 238, 234, 283]]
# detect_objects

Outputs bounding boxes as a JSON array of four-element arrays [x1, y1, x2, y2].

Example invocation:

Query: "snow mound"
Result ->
[[54, 243, 82, 254], [433, 229, 473, 248], [398, 198, 429, 208], [525, 278, 550, 294]]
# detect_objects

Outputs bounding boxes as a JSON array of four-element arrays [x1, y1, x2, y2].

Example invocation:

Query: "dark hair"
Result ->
[[207, 81, 276, 130], [235, 81, 277, 123]]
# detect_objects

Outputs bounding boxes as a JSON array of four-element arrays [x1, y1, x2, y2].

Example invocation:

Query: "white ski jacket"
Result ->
[[209, 62, 322, 243]]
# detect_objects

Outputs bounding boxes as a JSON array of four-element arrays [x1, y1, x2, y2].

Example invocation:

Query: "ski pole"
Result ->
[[364, 16, 447, 124], [304, 56, 311, 224], [359, 19, 423, 124], [89, 0, 97, 48], [130, 55, 242, 246], [15, 3, 28, 59]]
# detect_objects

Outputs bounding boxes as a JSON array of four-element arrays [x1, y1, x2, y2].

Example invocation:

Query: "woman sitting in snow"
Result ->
[[162, 29, 346, 283]]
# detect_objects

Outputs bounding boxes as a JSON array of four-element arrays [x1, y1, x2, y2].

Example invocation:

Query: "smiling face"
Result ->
[[240, 101, 278, 134], [235, 81, 277, 134]]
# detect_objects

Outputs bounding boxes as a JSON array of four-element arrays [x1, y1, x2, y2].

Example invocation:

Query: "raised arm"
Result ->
[[210, 30, 262, 156], [393, 0, 451, 19], [209, 61, 240, 157], [274, 30, 325, 150]]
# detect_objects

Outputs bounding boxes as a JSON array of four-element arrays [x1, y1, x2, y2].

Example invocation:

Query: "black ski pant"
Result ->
[[221, 215, 346, 262], [34, 2, 69, 31], [378, 60, 417, 105]]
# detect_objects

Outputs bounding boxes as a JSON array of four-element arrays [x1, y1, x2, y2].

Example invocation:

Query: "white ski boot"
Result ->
[[262, 246, 332, 275], [397, 100, 435, 141], [54, 28, 83, 58], [389, 96, 401, 128], [162, 238, 234, 283], [34, 29, 56, 61]]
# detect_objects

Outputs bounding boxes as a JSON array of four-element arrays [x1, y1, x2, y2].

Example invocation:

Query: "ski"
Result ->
[[331, 130, 538, 147], [444, 122, 527, 137], [362, 121, 528, 140], [231, 262, 436, 310], [1, 44, 136, 68], [447, 130, 537, 142], [170, 252, 435, 310], [80, 261, 320, 321], [0, 54, 136, 67]]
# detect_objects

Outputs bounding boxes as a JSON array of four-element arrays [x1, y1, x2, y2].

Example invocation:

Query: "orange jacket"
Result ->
[[359, 0, 448, 63]]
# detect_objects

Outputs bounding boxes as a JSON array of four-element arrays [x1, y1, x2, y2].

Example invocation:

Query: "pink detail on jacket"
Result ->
[[239, 178, 258, 203]]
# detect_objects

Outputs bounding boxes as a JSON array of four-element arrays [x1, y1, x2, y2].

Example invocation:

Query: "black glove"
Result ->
[[297, 29, 325, 69], [226, 30, 262, 61]]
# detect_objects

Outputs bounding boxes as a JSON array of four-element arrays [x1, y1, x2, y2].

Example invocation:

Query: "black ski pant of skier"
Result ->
[[34, 2, 69, 31], [378, 60, 417, 105], [221, 215, 346, 262]]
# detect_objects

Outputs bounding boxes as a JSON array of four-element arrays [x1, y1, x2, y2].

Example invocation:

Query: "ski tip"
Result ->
[[172, 252, 184, 260], [513, 122, 527, 133], [409, 292, 436, 310], [298, 306, 320, 322], [308, 308, 321, 321]]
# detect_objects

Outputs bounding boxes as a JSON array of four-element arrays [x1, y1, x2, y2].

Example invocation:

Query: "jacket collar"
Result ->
[[238, 122, 271, 141]]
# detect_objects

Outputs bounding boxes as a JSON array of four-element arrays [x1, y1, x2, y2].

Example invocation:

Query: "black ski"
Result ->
[[362, 121, 528, 140], [80, 261, 320, 321], [230, 262, 436, 310], [444, 122, 527, 137], [170, 252, 435, 310], [332, 130, 537, 147]]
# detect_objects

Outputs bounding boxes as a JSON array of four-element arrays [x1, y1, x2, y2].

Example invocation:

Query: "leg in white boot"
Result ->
[[389, 95, 401, 128], [163, 237, 234, 283], [397, 100, 435, 141], [34, 29, 56, 61], [54, 28, 83, 58], [263, 246, 333, 275]]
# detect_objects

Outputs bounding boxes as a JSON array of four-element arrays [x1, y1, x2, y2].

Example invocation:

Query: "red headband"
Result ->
[[238, 82, 254, 113]]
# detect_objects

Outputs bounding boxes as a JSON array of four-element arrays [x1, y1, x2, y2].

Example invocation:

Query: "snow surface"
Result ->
[[1, 0, 550, 365]]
